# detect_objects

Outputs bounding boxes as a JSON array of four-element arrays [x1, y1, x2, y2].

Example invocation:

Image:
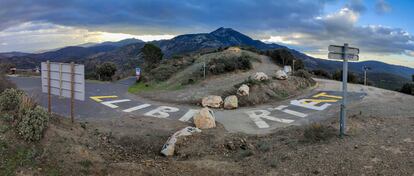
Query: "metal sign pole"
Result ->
[[70, 62, 75, 123], [340, 43, 349, 137]]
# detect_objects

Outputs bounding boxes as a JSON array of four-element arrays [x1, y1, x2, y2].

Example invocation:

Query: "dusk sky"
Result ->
[[1, 0, 413, 67]]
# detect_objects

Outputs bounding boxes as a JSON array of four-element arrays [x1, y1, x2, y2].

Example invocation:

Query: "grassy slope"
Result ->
[[128, 49, 263, 94]]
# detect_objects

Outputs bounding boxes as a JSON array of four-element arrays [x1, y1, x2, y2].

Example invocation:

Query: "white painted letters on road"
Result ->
[[144, 106, 180, 118], [101, 99, 131, 109], [123, 104, 151, 112], [246, 110, 294, 129], [179, 109, 199, 122]]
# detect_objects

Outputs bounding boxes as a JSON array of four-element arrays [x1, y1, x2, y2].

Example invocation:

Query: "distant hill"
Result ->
[[0, 51, 30, 58], [153, 27, 285, 57], [304, 58, 414, 80], [0, 39, 145, 68], [365, 72, 410, 90]]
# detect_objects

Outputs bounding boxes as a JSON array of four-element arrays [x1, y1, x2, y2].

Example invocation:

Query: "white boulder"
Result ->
[[193, 107, 216, 129], [224, 95, 238, 109], [237, 84, 249, 96], [201, 95, 223, 108], [161, 127, 202, 156], [275, 70, 288, 80], [253, 72, 269, 81]]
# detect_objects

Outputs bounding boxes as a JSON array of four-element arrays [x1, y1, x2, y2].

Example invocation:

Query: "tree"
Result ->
[[332, 70, 359, 83], [141, 43, 163, 71], [96, 62, 117, 81], [265, 49, 304, 70], [412, 74, 414, 82], [400, 83, 414, 95]]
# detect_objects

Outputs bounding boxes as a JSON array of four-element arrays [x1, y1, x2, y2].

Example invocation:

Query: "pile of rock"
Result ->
[[237, 84, 249, 96], [161, 127, 202, 156], [275, 70, 288, 80], [201, 95, 223, 108], [201, 95, 239, 110], [193, 107, 216, 129], [253, 72, 269, 81]]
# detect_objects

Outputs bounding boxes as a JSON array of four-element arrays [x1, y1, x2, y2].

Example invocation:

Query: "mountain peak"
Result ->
[[210, 27, 237, 35]]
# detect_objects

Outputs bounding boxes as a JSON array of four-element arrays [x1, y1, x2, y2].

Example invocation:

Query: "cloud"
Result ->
[[346, 0, 367, 13], [375, 0, 391, 14], [0, 0, 330, 33], [262, 8, 414, 59], [0, 21, 174, 52]]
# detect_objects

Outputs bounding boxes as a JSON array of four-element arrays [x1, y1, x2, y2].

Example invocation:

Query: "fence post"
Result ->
[[70, 62, 75, 123]]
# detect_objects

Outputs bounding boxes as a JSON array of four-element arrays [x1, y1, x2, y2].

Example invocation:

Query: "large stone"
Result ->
[[275, 70, 288, 80], [201, 95, 223, 108], [193, 108, 216, 129], [161, 127, 202, 156], [237, 84, 249, 96], [253, 72, 269, 81], [224, 95, 238, 109]]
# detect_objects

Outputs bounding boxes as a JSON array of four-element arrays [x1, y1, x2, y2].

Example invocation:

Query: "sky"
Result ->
[[0, 0, 413, 67]]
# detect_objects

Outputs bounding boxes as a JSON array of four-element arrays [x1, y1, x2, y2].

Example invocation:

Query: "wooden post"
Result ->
[[47, 61, 51, 114], [70, 62, 75, 123]]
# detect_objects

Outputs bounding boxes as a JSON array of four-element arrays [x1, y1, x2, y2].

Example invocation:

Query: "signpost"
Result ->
[[363, 66, 371, 86], [135, 67, 141, 82], [328, 43, 359, 137], [41, 61, 85, 122]]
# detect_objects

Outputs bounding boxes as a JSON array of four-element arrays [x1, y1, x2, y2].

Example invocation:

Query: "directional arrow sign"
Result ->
[[328, 53, 359, 61], [329, 45, 359, 55]]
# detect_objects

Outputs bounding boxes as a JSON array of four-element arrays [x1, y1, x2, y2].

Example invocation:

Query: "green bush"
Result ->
[[0, 88, 24, 112], [293, 69, 312, 79], [400, 83, 414, 95], [17, 106, 49, 142], [0, 74, 16, 93], [208, 55, 252, 75], [312, 69, 331, 79]]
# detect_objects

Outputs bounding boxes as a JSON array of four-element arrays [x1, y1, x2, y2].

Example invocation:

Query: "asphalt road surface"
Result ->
[[9, 76, 371, 134]]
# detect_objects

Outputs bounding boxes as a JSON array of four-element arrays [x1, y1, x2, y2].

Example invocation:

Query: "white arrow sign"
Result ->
[[329, 45, 359, 55]]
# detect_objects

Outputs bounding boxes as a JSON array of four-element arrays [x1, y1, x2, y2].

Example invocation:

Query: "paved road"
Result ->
[[10, 76, 367, 134]]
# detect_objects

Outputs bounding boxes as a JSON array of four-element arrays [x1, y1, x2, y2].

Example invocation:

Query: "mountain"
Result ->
[[154, 27, 285, 57], [304, 57, 414, 80], [0, 39, 145, 68], [0, 51, 30, 58]]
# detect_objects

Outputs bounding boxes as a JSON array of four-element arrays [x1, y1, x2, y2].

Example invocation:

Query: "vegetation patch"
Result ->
[[207, 54, 252, 75], [0, 88, 24, 112], [302, 123, 336, 143]]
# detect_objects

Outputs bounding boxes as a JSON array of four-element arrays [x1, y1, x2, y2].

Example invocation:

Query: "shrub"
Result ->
[[0, 74, 16, 93], [207, 55, 252, 75], [332, 70, 359, 83], [400, 83, 414, 95], [0, 88, 24, 112], [312, 69, 331, 79], [303, 123, 336, 143], [293, 69, 312, 79], [17, 106, 49, 142]]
